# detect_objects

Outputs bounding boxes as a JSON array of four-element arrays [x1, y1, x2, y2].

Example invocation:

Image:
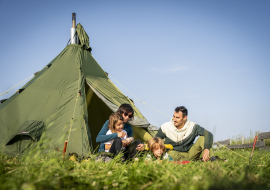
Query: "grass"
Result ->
[[265, 139, 270, 146], [229, 130, 270, 147], [1, 149, 270, 190], [230, 131, 261, 145]]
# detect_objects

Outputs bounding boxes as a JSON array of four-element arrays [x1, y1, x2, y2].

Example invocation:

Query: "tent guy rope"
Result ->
[[109, 75, 258, 163], [108, 74, 171, 119], [0, 74, 34, 96], [215, 141, 248, 160]]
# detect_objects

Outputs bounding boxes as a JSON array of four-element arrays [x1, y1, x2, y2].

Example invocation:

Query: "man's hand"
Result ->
[[136, 143, 145, 151], [122, 140, 131, 147], [122, 140, 127, 147], [121, 140, 131, 147], [202, 149, 210, 162], [117, 131, 127, 138]]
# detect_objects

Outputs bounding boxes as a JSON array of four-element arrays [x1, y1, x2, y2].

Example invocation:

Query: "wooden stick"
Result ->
[[249, 135, 257, 163], [242, 136, 244, 151]]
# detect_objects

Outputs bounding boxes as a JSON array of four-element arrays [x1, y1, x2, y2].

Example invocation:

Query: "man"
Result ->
[[155, 106, 214, 162]]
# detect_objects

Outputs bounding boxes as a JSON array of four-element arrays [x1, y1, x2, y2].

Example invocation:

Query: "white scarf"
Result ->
[[174, 119, 196, 141], [161, 118, 196, 142]]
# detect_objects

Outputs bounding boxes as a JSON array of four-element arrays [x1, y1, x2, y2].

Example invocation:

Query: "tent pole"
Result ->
[[71, 13, 77, 44], [72, 13, 76, 28]]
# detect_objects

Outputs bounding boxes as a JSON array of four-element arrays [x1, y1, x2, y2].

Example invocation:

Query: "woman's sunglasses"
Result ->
[[124, 113, 133, 118]]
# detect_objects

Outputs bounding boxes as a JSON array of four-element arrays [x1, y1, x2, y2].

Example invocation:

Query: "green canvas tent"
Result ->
[[0, 24, 158, 156]]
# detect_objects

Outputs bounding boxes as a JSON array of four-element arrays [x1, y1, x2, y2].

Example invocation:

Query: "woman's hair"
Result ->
[[116, 103, 134, 120], [148, 137, 166, 153], [108, 112, 124, 133]]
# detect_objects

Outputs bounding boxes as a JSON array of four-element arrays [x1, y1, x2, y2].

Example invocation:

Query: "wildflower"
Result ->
[[103, 185, 108, 190], [112, 183, 118, 187], [92, 181, 97, 186], [108, 171, 112, 176], [137, 170, 140, 173], [193, 175, 202, 181], [134, 157, 139, 162], [21, 183, 35, 190]]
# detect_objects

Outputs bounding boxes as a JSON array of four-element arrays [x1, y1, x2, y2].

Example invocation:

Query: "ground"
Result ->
[[1, 148, 270, 190]]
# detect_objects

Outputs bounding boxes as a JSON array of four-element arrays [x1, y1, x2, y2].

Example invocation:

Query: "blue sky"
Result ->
[[0, 0, 269, 141]]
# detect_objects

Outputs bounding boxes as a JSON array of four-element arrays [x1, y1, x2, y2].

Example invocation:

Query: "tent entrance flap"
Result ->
[[85, 83, 113, 151]]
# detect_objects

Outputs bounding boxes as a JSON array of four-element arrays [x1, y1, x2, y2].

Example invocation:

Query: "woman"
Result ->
[[96, 103, 144, 159]]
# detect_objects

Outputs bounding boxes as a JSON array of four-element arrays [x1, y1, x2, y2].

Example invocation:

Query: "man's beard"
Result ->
[[174, 120, 184, 127]]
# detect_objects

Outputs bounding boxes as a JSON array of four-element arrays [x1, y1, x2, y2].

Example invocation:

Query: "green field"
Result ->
[[1, 149, 270, 190]]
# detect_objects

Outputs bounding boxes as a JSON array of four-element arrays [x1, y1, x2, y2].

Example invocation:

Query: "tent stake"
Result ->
[[249, 135, 257, 163], [63, 141, 68, 159]]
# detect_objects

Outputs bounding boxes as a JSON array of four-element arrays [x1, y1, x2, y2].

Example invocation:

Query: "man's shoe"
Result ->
[[210, 156, 227, 162], [210, 156, 217, 162], [197, 156, 227, 162]]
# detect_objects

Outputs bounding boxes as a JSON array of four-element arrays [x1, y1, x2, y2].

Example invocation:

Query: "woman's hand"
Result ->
[[136, 143, 145, 151], [117, 131, 127, 138]]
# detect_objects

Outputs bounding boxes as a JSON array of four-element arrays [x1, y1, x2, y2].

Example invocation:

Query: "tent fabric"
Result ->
[[85, 84, 113, 150], [5, 120, 45, 155], [0, 24, 157, 156], [87, 83, 120, 112], [87, 83, 150, 127], [76, 23, 91, 52], [86, 82, 155, 144], [0, 99, 7, 104], [0, 48, 66, 111], [6, 120, 45, 145], [86, 76, 144, 119]]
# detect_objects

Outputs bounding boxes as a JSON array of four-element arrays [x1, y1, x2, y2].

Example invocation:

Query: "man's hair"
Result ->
[[108, 112, 123, 133], [116, 103, 134, 119], [148, 137, 166, 153], [175, 106, 188, 117]]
